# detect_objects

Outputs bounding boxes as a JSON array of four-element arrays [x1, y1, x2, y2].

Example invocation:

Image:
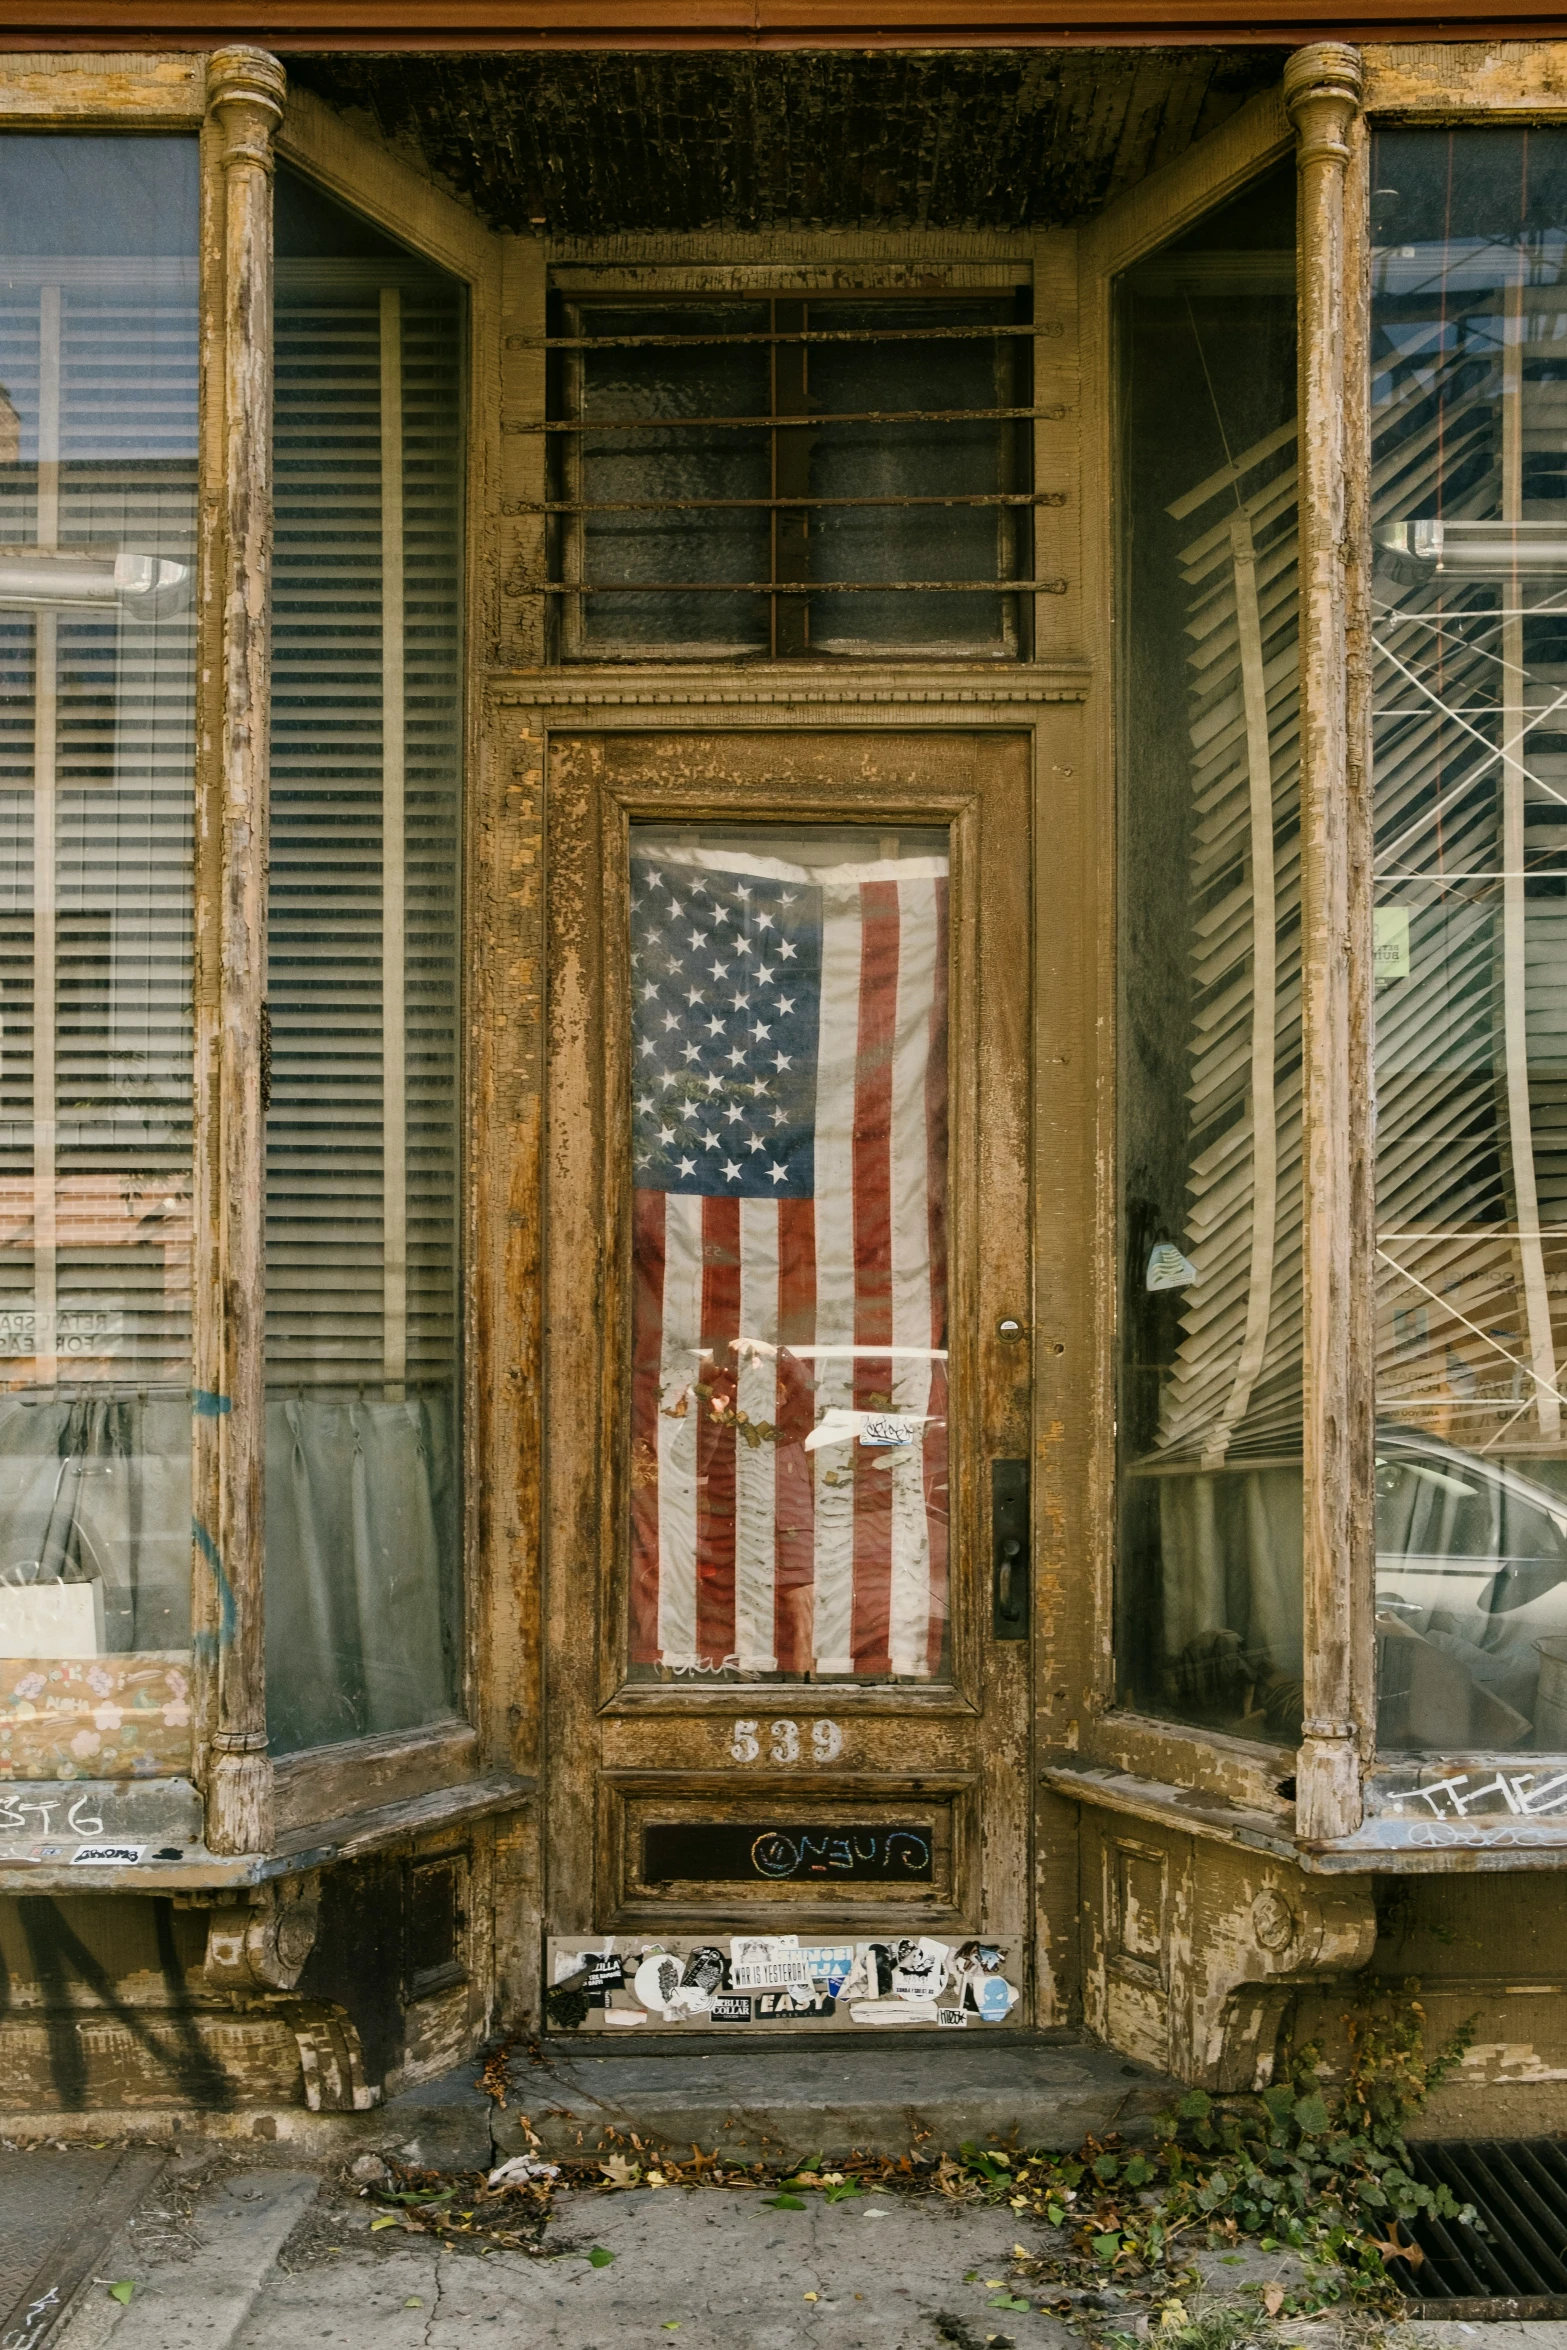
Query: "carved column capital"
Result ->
[[205, 46, 286, 169], [1283, 43, 1364, 171]]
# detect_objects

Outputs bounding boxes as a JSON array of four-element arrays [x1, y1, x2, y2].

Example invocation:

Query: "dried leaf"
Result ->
[[1263, 2283, 1286, 2316], [369, 2216, 400, 2233]]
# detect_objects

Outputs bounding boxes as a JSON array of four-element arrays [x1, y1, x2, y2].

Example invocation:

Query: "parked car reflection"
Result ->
[[1376, 1429, 1567, 1751]]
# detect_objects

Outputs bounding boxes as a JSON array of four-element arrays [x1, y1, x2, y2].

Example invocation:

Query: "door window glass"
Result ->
[[1114, 164, 1304, 1744], [264, 169, 464, 1754], [0, 136, 198, 1753], [1372, 130, 1567, 1754], [628, 824, 950, 1680], [552, 296, 1030, 659]]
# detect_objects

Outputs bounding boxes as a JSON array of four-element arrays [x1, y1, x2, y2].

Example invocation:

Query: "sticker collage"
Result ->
[[546, 1934, 1021, 2031]]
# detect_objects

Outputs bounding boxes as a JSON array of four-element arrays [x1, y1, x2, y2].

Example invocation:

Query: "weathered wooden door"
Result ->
[[542, 727, 1034, 2031]]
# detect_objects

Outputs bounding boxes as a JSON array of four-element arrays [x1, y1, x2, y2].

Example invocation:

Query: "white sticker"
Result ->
[[70, 1844, 145, 1867], [633, 1952, 687, 2015], [858, 1415, 919, 1448], [731, 1952, 813, 1991], [936, 2005, 968, 2028], [1375, 906, 1411, 981], [1146, 1243, 1197, 1293]]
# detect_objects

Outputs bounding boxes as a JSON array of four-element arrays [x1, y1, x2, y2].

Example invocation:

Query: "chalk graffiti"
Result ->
[[1384, 1769, 1567, 1822], [750, 1828, 932, 1879]]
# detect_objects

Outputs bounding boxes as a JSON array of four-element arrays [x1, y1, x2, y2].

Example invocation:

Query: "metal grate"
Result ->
[[1399, 2139, 1567, 2317]]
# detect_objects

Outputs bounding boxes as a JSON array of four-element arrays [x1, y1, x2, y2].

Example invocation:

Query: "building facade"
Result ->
[[3, 3, 1567, 2137]]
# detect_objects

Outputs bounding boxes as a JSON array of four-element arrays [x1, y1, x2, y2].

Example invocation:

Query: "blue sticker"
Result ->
[[977, 1976, 1012, 2022]]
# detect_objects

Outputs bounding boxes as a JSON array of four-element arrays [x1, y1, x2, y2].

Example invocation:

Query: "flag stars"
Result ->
[[706, 1015, 726, 1037], [681, 1042, 702, 1065], [687, 931, 708, 951], [677, 1156, 697, 1178], [698, 1127, 720, 1150], [722, 1102, 745, 1125], [641, 980, 660, 1003], [778, 940, 797, 961], [775, 995, 794, 1016], [751, 1021, 772, 1043], [721, 1158, 743, 1182], [756, 964, 774, 985], [703, 1072, 723, 1094], [754, 909, 775, 932], [685, 986, 705, 1008], [708, 959, 730, 982], [773, 1051, 793, 1072], [657, 1123, 676, 1145], [768, 1161, 787, 1184], [727, 1046, 747, 1069]]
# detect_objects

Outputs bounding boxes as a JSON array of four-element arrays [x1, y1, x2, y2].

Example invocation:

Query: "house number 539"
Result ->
[[729, 1719, 843, 1764]]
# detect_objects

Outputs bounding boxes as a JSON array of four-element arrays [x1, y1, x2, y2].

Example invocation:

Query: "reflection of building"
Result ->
[[5, 19, 1567, 2157]]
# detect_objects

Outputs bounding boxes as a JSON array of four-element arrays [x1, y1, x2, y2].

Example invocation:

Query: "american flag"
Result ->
[[629, 836, 950, 1678]]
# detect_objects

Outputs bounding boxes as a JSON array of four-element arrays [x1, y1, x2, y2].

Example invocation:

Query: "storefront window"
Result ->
[[1115, 164, 1305, 1742], [1372, 130, 1567, 1755], [264, 170, 464, 1754], [628, 823, 951, 1680], [0, 137, 199, 1755]]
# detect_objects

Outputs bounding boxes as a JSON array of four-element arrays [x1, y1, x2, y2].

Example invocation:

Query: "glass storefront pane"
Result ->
[[264, 169, 464, 1755], [628, 824, 950, 1681], [1372, 130, 1567, 1755], [0, 137, 198, 1753], [1115, 164, 1305, 1742]]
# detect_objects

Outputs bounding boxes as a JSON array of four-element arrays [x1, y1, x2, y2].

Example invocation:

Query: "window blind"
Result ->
[[269, 261, 461, 1403], [265, 219, 463, 1755]]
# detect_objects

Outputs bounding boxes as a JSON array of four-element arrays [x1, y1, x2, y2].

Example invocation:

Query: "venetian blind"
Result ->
[[0, 261, 198, 1393], [268, 258, 462, 1403]]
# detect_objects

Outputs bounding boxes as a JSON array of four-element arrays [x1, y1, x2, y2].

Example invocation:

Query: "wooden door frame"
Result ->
[[509, 674, 1088, 1984]]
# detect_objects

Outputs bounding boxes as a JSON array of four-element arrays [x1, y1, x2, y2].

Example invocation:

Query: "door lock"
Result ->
[[991, 1458, 1030, 1640]]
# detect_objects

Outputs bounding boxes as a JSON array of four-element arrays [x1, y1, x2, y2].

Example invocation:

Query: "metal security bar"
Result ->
[[550, 290, 1037, 660]]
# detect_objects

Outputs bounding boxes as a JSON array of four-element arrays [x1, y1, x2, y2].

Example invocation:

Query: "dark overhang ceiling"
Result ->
[[289, 47, 1280, 234]]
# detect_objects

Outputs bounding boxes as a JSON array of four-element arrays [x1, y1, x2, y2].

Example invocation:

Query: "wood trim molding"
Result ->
[[201, 43, 287, 1858], [1285, 39, 1366, 1845], [0, 48, 204, 112], [9, 14, 1567, 56]]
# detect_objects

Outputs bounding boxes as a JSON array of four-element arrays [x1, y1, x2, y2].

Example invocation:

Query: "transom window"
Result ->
[[546, 293, 1034, 660]]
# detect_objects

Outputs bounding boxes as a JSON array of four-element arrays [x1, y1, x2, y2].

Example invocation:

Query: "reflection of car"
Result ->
[[1375, 1428, 1567, 1749]]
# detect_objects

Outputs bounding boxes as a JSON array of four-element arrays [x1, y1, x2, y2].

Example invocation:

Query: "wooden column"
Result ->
[[200, 44, 285, 1856], [1285, 42, 1367, 1843]]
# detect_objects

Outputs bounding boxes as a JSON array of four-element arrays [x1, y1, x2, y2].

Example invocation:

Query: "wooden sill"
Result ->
[[271, 1720, 482, 1836], [0, 1770, 537, 1896]]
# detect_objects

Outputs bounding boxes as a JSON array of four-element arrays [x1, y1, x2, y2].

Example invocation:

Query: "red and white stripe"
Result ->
[[630, 864, 949, 1680]]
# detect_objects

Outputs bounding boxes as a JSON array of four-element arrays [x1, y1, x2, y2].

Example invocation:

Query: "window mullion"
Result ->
[[198, 45, 285, 1858], [1286, 40, 1370, 1843]]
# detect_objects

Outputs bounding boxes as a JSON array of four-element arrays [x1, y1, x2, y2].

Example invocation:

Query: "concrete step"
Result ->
[[488, 2033, 1176, 2166]]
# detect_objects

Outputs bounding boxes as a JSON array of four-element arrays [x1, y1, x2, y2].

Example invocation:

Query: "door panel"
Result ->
[[543, 730, 1032, 2022]]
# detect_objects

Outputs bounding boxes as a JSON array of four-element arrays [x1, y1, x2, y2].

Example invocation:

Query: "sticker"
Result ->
[[850, 1999, 937, 2026], [838, 1947, 878, 2002], [889, 1936, 950, 2001], [604, 2009, 646, 2027], [953, 1939, 1008, 2011], [730, 1935, 812, 1991], [756, 1988, 836, 2021], [976, 1976, 1017, 2022], [936, 2005, 968, 2028], [858, 1415, 919, 1448], [1146, 1242, 1197, 1293], [634, 1952, 688, 2016], [1375, 905, 1411, 981], [584, 1954, 626, 1997], [681, 1945, 728, 2001], [70, 1844, 144, 1867], [710, 1994, 753, 2023], [801, 1944, 856, 1996]]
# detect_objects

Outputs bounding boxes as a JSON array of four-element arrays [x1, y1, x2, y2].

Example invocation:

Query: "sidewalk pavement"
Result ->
[[38, 2151, 1567, 2350]]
